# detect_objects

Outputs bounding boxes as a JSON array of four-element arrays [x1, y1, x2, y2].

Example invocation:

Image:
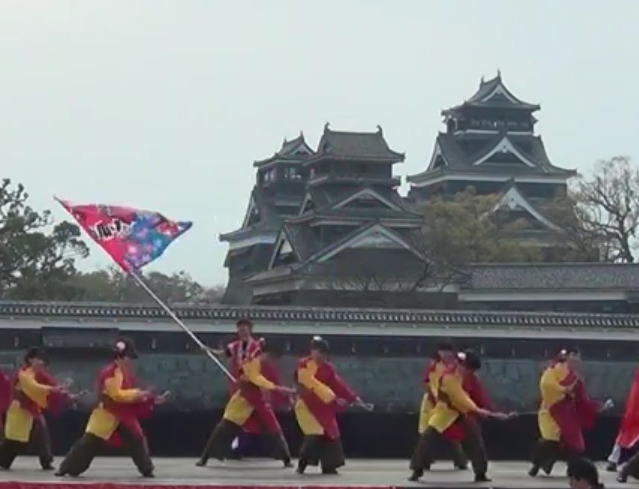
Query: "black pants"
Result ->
[[620, 450, 639, 480], [411, 420, 488, 477], [58, 425, 153, 477], [199, 418, 291, 464], [409, 434, 468, 470], [0, 417, 53, 469], [298, 435, 345, 472], [530, 439, 564, 475]]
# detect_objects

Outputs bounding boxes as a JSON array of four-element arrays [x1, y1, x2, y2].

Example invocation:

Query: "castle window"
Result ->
[[283, 167, 300, 180]]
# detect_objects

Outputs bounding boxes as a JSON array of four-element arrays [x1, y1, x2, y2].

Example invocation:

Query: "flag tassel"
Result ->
[[129, 270, 235, 382]]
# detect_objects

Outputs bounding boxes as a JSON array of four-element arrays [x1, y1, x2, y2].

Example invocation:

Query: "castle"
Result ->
[[219, 73, 639, 314]]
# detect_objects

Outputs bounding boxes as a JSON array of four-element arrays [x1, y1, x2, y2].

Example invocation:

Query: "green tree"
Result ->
[[73, 267, 225, 304], [419, 187, 541, 266], [0, 179, 89, 300]]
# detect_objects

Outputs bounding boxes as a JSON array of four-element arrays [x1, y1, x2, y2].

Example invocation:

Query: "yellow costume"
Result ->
[[418, 361, 445, 434]]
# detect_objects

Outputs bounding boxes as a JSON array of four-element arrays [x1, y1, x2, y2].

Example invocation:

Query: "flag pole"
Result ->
[[128, 270, 235, 382]]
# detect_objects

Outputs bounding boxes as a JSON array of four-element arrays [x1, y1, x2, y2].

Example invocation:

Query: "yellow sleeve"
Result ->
[[298, 364, 335, 404], [441, 374, 479, 414], [103, 370, 142, 403], [540, 367, 571, 395], [243, 357, 276, 390], [19, 370, 52, 398]]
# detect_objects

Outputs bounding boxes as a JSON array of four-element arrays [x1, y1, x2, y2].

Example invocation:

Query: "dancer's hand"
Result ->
[[476, 408, 492, 418], [275, 386, 296, 395], [137, 390, 153, 401], [490, 412, 511, 421], [204, 346, 224, 356], [155, 390, 171, 405]]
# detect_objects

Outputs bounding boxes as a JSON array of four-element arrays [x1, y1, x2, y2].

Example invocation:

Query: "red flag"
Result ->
[[56, 198, 191, 272]]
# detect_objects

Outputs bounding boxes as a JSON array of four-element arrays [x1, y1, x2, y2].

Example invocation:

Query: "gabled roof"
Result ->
[[492, 180, 562, 231], [262, 219, 427, 280], [332, 188, 404, 213], [442, 72, 540, 115], [253, 132, 315, 168], [304, 124, 405, 164], [414, 132, 577, 178], [312, 222, 426, 264], [297, 185, 418, 217]]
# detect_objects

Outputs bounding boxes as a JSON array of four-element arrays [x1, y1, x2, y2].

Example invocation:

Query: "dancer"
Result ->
[[56, 338, 163, 478], [415, 342, 467, 471], [409, 350, 509, 483], [441, 350, 497, 447], [0, 347, 72, 471], [197, 338, 294, 467], [528, 348, 601, 478], [231, 345, 290, 459], [0, 369, 13, 434], [295, 336, 367, 475], [208, 319, 288, 460], [606, 364, 639, 472]]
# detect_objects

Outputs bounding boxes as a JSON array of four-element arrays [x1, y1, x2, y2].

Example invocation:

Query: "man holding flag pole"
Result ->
[[53, 197, 246, 474]]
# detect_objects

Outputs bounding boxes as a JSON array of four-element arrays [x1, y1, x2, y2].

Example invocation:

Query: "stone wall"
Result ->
[[10, 352, 632, 412]]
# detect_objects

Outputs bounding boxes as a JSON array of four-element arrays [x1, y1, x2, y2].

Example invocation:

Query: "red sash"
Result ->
[[295, 357, 357, 440], [617, 367, 639, 448]]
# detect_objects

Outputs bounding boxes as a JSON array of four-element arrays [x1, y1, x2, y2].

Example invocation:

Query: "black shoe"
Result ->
[[54, 470, 66, 477], [618, 473, 628, 483], [409, 469, 423, 482], [474, 474, 491, 482], [42, 465, 54, 471], [606, 462, 618, 472], [195, 458, 207, 467], [528, 465, 540, 477], [283, 458, 293, 468], [321, 467, 338, 475], [455, 463, 468, 470], [296, 459, 308, 474]]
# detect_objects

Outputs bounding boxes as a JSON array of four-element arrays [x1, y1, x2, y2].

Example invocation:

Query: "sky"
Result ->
[[1, 1, 638, 286]]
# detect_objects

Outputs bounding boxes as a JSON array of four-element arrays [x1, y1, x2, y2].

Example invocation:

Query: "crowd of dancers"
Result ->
[[0, 318, 636, 483]]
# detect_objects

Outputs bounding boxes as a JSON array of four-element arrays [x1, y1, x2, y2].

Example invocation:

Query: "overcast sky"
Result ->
[[1, 1, 637, 286]]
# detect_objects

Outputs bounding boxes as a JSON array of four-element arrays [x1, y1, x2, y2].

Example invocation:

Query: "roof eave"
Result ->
[[303, 153, 405, 166]]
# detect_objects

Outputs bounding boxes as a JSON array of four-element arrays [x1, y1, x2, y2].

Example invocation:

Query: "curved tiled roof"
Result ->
[[1, 301, 639, 329]]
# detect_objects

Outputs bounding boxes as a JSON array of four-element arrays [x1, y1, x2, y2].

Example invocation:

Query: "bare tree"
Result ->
[[573, 156, 639, 263]]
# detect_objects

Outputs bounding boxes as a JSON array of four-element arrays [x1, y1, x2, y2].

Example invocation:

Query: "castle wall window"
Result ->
[[283, 167, 301, 180], [262, 169, 276, 183]]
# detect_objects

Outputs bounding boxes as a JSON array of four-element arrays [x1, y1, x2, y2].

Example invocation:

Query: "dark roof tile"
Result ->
[[2, 300, 639, 329], [465, 263, 639, 290], [307, 124, 404, 163]]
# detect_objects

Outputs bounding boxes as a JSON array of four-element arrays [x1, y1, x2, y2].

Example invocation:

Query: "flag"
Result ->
[[56, 198, 192, 272]]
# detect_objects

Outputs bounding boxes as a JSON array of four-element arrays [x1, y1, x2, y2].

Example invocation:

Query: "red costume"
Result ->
[[615, 366, 639, 450], [95, 362, 155, 447]]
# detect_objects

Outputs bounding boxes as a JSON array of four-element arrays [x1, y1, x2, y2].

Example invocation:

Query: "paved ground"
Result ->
[[0, 458, 628, 488]]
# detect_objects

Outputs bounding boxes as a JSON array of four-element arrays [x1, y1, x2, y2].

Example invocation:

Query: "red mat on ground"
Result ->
[[0, 484, 393, 489]]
